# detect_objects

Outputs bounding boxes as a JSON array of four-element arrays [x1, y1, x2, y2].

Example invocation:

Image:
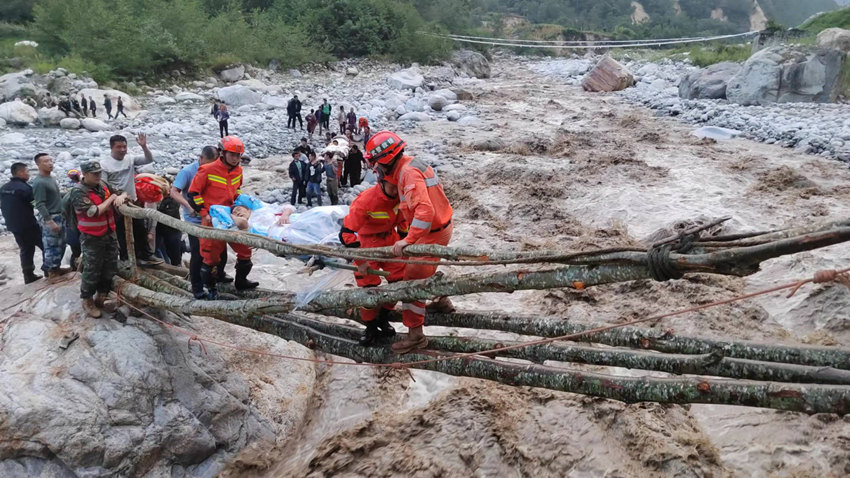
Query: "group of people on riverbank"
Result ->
[[287, 136, 368, 207], [0, 128, 452, 353]]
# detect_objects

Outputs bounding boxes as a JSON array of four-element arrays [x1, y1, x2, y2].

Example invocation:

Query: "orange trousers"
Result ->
[[200, 238, 251, 266], [401, 223, 452, 328], [354, 233, 405, 322]]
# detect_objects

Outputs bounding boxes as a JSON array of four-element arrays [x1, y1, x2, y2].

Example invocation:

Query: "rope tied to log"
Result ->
[[645, 220, 707, 281]]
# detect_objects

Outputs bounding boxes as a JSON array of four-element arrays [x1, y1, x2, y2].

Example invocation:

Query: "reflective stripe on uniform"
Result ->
[[193, 196, 204, 204], [77, 220, 108, 226], [399, 194, 406, 201], [208, 175, 227, 184], [410, 218, 432, 230], [424, 176, 440, 187], [231, 175, 241, 185], [402, 303, 427, 316], [367, 211, 390, 219]]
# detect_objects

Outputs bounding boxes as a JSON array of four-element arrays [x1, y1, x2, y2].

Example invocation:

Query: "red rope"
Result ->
[[115, 267, 850, 369]]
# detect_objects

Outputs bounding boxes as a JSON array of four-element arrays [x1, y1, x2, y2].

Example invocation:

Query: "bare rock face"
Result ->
[[451, 50, 491, 79], [678, 62, 742, 100], [581, 55, 635, 92], [218, 65, 245, 83], [726, 46, 843, 105], [0, 100, 37, 125], [817, 27, 850, 53], [0, 279, 315, 477]]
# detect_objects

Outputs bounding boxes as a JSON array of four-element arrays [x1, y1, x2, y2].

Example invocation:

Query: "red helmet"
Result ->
[[219, 135, 245, 154], [365, 131, 405, 165]]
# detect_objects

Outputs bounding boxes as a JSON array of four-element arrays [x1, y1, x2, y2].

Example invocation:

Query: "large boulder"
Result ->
[[726, 46, 844, 105], [451, 50, 491, 79], [582, 55, 634, 92], [218, 64, 245, 82], [59, 118, 80, 129], [398, 112, 432, 122], [678, 62, 742, 100], [432, 88, 458, 102], [217, 85, 262, 106], [174, 92, 204, 102], [0, 280, 313, 477], [81, 118, 111, 132], [48, 75, 74, 95], [0, 100, 37, 125], [428, 94, 449, 111], [0, 70, 37, 100], [817, 28, 850, 53], [37, 107, 68, 126], [387, 68, 424, 90]]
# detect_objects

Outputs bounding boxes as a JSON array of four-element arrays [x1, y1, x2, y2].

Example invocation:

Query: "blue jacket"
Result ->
[[0, 177, 39, 234]]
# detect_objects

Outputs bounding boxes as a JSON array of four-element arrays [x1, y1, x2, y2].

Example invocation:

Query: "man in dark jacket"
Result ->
[[286, 95, 303, 130], [342, 143, 365, 187], [0, 163, 45, 283], [288, 151, 307, 205]]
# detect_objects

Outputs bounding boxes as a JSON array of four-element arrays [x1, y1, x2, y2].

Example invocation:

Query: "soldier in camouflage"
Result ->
[[68, 161, 127, 318]]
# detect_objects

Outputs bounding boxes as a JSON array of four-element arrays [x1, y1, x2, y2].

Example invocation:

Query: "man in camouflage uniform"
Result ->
[[68, 161, 127, 318]]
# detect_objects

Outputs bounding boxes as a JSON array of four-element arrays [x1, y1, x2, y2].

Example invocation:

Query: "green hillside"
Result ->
[[800, 6, 850, 32]]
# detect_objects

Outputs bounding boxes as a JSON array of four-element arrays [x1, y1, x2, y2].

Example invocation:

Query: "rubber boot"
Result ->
[[95, 292, 117, 313], [23, 269, 42, 284], [427, 296, 455, 313], [391, 325, 428, 354], [359, 321, 382, 346], [234, 260, 259, 291], [199, 263, 218, 300], [376, 309, 396, 338], [47, 270, 71, 285], [82, 298, 102, 318]]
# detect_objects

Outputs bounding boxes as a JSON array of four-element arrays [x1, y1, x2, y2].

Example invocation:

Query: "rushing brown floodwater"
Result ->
[[2, 57, 849, 476]]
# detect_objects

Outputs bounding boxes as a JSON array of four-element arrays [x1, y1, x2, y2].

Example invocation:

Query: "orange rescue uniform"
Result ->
[[188, 159, 251, 265], [387, 155, 453, 328], [340, 184, 408, 321]]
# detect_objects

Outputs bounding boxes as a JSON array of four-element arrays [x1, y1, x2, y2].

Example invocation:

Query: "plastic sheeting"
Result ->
[[691, 126, 742, 141]]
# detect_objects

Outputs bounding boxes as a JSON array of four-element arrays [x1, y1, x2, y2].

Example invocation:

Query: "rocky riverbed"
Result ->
[[3, 53, 850, 476], [533, 54, 850, 161]]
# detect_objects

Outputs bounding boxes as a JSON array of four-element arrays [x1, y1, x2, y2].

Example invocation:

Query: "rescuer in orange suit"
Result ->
[[339, 178, 409, 346], [187, 136, 259, 299], [364, 131, 453, 354]]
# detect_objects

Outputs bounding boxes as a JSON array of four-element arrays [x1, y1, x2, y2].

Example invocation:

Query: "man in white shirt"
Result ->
[[101, 133, 162, 265]]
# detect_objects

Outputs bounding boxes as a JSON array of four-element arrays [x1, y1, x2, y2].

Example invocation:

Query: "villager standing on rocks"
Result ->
[[80, 95, 88, 117], [89, 96, 96, 117], [32, 153, 69, 284], [347, 107, 357, 133], [342, 143, 364, 187], [63, 169, 82, 270], [69, 161, 127, 318], [101, 133, 162, 266], [289, 151, 307, 205], [71, 97, 82, 116], [306, 109, 317, 141], [188, 136, 260, 299], [306, 152, 324, 207], [287, 95, 303, 129], [367, 131, 454, 353], [295, 137, 314, 158], [217, 102, 230, 138], [339, 179, 408, 346], [320, 99, 332, 133], [323, 151, 340, 205], [104, 95, 113, 119], [171, 146, 230, 298], [0, 163, 45, 284], [43, 92, 55, 108], [116, 96, 128, 118]]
